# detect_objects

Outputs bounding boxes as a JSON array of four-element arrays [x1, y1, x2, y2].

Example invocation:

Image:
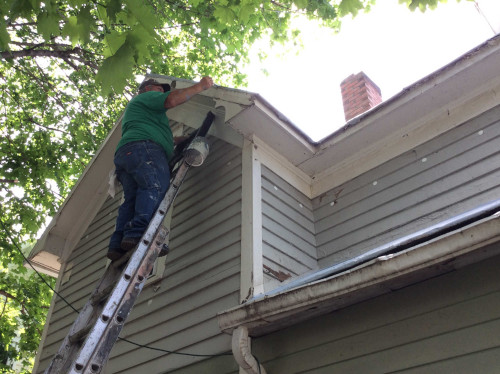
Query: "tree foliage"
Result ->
[[0, 242, 54, 373], [0, 0, 461, 371]]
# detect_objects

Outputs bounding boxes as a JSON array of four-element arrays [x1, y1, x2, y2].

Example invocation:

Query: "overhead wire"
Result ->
[[0, 217, 234, 359], [0, 217, 80, 315]]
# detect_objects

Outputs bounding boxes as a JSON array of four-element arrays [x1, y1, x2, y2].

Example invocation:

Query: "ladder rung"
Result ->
[[112, 249, 133, 267], [69, 324, 92, 344], [89, 250, 134, 306], [90, 283, 114, 306]]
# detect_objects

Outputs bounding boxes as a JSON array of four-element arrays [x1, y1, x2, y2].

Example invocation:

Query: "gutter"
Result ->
[[218, 199, 500, 336]]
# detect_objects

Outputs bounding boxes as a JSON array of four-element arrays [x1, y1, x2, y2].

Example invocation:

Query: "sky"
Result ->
[[243, 0, 500, 141]]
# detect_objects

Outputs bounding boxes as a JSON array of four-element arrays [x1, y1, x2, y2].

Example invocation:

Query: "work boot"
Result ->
[[106, 247, 127, 261], [121, 237, 141, 251]]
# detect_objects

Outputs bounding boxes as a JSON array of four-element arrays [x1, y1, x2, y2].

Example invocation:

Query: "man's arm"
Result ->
[[164, 76, 213, 109]]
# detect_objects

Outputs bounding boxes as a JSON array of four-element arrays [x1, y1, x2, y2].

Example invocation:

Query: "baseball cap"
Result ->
[[138, 79, 171, 93]]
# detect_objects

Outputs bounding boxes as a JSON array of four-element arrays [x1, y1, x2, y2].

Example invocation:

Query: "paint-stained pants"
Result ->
[[109, 140, 170, 250]]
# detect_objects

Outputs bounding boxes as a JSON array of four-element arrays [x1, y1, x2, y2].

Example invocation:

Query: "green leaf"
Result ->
[[103, 31, 126, 57], [213, 6, 236, 26], [106, 0, 122, 22], [68, 0, 87, 6], [97, 4, 110, 27], [0, 19, 10, 50], [124, 0, 158, 38], [294, 0, 308, 10], [239, 4, 254, 24], [126, 26, 152, 65], [96, 43, 135, 95], [338, 0, 364, 17], [9, 0, 35, 19], [37, 10, 61, 40], [76, 6, 94, 44], [399, 0, 441, 12], [61, 16, 81, 45]]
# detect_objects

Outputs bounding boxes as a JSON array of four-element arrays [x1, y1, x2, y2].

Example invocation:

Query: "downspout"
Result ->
[[232, 326, 267, 374]]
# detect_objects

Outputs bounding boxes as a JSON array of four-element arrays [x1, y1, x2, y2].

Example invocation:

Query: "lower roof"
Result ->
[[217, 206, 500, 336]]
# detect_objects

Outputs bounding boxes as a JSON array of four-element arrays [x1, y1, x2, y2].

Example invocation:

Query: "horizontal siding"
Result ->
[[40, 193, 122, 355], [261, 166, 317, 291], [105, 139, 242, 373], [161, 354, 238, 374], [36, 193, 121, 372], [36, 138, 242, 373], [253, 249, 500, 374], [315, 105, 500, 267]]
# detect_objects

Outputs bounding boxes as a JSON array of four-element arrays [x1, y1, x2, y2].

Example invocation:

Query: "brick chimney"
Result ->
[[340, 72, 382, 122]]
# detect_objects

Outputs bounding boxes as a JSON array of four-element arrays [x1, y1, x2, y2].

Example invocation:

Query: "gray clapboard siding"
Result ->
[[251, 249, 500, 374], [44, 201, 116, 328], [261, 166, 317, 288], [45, 202, 117, 343], [116, 334, 234, 374], [37, 139, 242, 373], [107, 294, 237, 373], [157, 353, 238, 374], [103, 139, 242, 372], [315, 105, 500, 267], [36, 191, 122, 373]]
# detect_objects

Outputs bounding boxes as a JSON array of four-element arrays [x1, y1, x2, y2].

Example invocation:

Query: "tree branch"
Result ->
[[7, 21, 37, 27], [0, 297, 7, 319], [0, 179, 19, 184], [27, 117, 70, 135], [1, 47, 83, 61], [0, 289, 27, 315], [2, 46, 99, 70]]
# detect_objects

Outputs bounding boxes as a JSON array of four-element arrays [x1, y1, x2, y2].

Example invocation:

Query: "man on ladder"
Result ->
[[44, 77, 216, 374], [107, 76, 214, 260]]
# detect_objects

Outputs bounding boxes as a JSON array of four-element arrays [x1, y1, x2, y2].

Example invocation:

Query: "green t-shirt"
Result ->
[[116, 91, 174, 160]]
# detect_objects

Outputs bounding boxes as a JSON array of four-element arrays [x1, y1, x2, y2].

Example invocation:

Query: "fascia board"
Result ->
[[217, 213, 500, 337], [227, 101, 316, 166], [147, 74, 256, 107], [27, 117, 121, 273], [218, 36, 500, 198]]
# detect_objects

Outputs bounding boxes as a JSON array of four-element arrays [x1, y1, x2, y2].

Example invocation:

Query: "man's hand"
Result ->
[[199, 76, 214, 90], [164, 76, 215, 109]]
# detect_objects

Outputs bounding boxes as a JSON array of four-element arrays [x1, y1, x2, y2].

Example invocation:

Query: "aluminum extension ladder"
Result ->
[[45, 111, 215, 374]]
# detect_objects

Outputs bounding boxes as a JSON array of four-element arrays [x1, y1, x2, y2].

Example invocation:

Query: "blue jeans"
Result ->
[[109, 140, 170, 250]]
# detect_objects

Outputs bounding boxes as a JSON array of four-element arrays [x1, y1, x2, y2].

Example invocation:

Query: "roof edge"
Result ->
[[318, 33, 500, 145], [217, 212, 500, 336]]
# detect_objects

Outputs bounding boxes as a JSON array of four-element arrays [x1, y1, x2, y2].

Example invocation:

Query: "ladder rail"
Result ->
[[70, 161, 190, 373], [44, 255, 129, 373]]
